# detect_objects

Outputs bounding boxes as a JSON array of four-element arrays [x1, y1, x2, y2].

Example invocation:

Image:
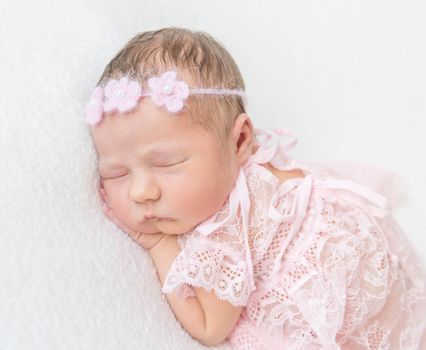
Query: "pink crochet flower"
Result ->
[[103, 77, 142, 114], [85, 86, 104, 125], [148, 71, 189, 113]]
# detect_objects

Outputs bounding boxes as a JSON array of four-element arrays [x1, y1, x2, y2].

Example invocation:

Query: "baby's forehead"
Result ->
[[95, 139, 187, 168], [91, 111, 223, 157]]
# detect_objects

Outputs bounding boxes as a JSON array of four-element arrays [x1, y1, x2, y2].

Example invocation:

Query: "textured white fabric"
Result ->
[[0, 1, 230, 349], [1, 1, 425, 349]]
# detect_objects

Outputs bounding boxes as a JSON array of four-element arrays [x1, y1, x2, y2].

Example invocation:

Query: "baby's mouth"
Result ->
[[143, 215, 159, 222], [143, 215, 173, 222]]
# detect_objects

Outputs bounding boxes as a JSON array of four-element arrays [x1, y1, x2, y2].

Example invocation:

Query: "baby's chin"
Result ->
[[136, 219, 187, 236], [154, 219, 196, 236]]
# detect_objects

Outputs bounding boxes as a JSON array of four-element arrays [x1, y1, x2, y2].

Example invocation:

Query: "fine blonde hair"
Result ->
[[97, 27, 246, 142]]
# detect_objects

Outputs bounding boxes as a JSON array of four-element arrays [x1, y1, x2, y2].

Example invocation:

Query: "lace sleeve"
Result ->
[[162, 217, 255, 307]]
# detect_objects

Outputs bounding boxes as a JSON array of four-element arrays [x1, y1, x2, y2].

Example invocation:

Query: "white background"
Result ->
[[1, 0, 425, 349]]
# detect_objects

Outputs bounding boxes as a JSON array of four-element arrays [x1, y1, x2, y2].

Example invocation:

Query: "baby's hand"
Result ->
[[99, 181, 165, 251]]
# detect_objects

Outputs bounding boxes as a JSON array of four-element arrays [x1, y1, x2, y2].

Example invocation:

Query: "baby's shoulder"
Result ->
[[259, 162, 306, 185]]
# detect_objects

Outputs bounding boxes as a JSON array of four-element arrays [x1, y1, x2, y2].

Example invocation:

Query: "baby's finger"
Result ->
[[99, 179, 107, 194], [102, 204, 116, 221], [102, 204, 112, 219], [99, 187, 107, 199], [99, 188, 111, 206], [102, 206, 138, 239], [102, 205, 125, 229], [102, 206, 125, 230]]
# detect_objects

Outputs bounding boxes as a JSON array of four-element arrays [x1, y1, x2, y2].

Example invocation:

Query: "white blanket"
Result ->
[[0, 1, 230, 349]]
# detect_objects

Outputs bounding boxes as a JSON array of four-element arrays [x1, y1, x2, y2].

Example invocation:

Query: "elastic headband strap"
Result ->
[[189, 88, 245, 97], [140, 88, 245, 98]]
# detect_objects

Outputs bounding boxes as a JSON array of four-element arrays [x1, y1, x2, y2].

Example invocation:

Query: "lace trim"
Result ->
[[162, 246, 253, 306]]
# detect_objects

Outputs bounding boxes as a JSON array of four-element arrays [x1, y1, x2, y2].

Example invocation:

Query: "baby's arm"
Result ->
[[149, 234, 243, 346], [99, 187, 241, 345]]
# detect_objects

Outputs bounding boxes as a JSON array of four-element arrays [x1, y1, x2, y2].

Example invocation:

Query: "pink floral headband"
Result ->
[[85, 70, 245, 125]]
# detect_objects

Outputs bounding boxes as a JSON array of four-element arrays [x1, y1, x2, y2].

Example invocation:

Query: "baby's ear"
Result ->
[[231, 113, 254, 166]]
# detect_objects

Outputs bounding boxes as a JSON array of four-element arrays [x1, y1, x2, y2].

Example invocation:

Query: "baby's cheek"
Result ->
[[104, 184, 127, 214]]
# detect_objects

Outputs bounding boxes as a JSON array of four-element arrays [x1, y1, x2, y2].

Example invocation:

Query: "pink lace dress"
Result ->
[[162, 129, 426, 349]]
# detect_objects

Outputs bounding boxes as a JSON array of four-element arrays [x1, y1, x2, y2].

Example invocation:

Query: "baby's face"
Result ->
[[91, 98, 239, 235]]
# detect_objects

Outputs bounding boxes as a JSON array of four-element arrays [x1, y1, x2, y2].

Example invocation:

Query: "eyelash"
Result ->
[[155, 160, 184, 168], [101, 174, 127, 180]]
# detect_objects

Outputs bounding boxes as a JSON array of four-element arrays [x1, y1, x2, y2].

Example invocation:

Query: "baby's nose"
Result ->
[[128, 174, 160, 203]]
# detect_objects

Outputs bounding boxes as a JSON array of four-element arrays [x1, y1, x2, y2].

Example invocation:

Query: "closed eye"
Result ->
[[100, 173, 128, 180], [154, 159, 187, 168]]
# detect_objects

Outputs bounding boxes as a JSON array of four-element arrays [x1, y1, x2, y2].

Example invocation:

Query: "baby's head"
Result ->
[[88, 27, 255, 236], [91, 27, 246, 142]]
